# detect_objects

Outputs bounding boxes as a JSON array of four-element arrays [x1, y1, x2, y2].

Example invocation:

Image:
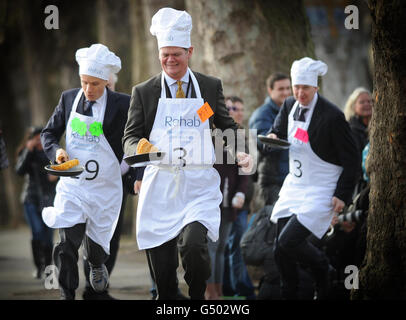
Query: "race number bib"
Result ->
[[289, 155, 310, 184]]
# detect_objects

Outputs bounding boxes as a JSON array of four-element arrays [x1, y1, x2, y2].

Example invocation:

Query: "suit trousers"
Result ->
[[273, 215, 329, 299], [53, 223, 108, 299], [146, 221, 210, 300]]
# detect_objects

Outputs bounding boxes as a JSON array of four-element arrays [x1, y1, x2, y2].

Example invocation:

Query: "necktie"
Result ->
[[84, 100, 95, 116], [176, 80, 185, 98], [296, 107, 308, 122]]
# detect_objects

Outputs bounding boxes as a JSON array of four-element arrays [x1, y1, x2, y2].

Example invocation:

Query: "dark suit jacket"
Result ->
[[122, 71, 239, 179], [41, 87, 130, 164], [269, 95, 360, 205]]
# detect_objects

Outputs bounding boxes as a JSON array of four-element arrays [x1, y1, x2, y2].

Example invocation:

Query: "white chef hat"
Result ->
[[75, 44, 121, 81], [150, 7, 192, 49], [291, 57, 328, 87]]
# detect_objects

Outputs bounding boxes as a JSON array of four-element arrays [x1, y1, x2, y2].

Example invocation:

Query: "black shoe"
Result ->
[[82, 287, 116, 300], [60, 289, 75, 300], [31, 240, 45, 279], [314, 265, 336, 300], [175, 290, 189, 300]]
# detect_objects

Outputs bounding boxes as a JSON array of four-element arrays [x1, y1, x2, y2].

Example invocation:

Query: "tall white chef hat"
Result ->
[[150, 7, 192, 49], [75, 44, 121, 81], [291, 57, 328, 87]]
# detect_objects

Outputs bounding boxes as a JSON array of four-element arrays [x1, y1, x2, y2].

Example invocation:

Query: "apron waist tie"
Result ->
[[151, 164, 213, 199]]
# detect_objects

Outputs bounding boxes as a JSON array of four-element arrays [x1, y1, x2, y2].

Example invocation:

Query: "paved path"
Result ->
[[0, 225, 188, 300]]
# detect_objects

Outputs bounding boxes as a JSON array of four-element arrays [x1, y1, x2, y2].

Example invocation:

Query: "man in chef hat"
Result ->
[[123, 8, 253, 300], [41, 44, 132, 300], [267, 57, 359, 299]]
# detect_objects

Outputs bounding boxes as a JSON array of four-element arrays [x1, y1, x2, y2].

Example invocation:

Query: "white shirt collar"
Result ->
[[163, 69, 190, 86]]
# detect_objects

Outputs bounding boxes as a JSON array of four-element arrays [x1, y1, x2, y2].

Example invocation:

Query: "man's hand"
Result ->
[[341, 221, 356, 233], [134, 180, 142, 195], [267, 133, 278, 139], [236, 151, 254, 174], [332, 196, 345, 213], [55, 148, 69, 164], [47, 174, 59, 182]]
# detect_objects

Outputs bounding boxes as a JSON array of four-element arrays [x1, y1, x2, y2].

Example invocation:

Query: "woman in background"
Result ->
[[16, 126, 58, 279], [343, 87, 373, 159], [343, 87, 373, 193]]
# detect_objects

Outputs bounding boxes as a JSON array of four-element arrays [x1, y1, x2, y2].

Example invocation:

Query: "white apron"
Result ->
[[270, 100, 343, 238], [42, 89, 122, 254], [135, 69, 222, 250]]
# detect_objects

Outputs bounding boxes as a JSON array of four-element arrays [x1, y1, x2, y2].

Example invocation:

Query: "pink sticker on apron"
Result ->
[[294, 128, 309, 143]]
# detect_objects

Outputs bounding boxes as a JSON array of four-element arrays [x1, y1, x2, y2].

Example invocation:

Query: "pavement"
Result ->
[[0, 225, 189, 300]]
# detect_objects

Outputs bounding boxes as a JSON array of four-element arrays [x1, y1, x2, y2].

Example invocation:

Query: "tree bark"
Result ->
[[129, 0, 150, 85], [185, 0, 315, 122], [354, 0, 406, 299]]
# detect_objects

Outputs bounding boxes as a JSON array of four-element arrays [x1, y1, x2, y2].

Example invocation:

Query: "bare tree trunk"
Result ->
[[129, 0, 150, 85], [353, 0, 406, 299], [1, 168, 21, 228], [19, 2, 47, 127], [97, 0, 108, 44], [185, 0, 315, 121]]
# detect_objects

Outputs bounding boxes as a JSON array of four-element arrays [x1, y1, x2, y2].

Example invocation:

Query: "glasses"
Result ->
[[227, 105, 244, 112]]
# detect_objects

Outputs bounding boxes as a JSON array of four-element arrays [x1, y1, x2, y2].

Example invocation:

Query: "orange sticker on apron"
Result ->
[[197, 102, 214, 123], [294, 128, 309, 143]]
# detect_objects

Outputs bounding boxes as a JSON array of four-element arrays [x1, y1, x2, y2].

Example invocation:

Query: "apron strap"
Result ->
[[161, 68, 201, 99]]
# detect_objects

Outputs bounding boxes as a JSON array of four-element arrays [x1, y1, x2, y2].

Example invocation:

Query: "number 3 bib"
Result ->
[[42, 89, 122, 254], [288, 102, 312, 185]]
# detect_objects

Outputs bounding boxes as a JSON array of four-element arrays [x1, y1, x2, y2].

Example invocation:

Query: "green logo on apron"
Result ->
[[71, 117, 87, 136], [71, 117, 103, 137], [89, 121, 103, 137]]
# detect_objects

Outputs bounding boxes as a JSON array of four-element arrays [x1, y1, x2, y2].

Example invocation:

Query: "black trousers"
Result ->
[[273, 215, 329, 299], [146, 221, 210, 300], [53, 223, 108, 299]]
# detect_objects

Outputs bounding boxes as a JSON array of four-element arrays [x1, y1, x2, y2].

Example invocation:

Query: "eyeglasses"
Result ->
[[227, 105, 244, 112]]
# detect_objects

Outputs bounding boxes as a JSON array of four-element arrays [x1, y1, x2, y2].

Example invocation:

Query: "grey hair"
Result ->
[[343, 87, 372, 121]]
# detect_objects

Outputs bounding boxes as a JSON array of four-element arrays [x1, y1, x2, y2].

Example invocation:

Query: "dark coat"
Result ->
[[15, 148, 57, 208], [348, 115, 369, 188]]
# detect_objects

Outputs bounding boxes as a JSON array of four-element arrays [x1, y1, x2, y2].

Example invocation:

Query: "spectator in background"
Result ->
[[0, 122, 9, 170], [221, 96, 256, 300], [343, 87, 373, 193], [249, 73, 291, 208], [15, 126, 57, 279]]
